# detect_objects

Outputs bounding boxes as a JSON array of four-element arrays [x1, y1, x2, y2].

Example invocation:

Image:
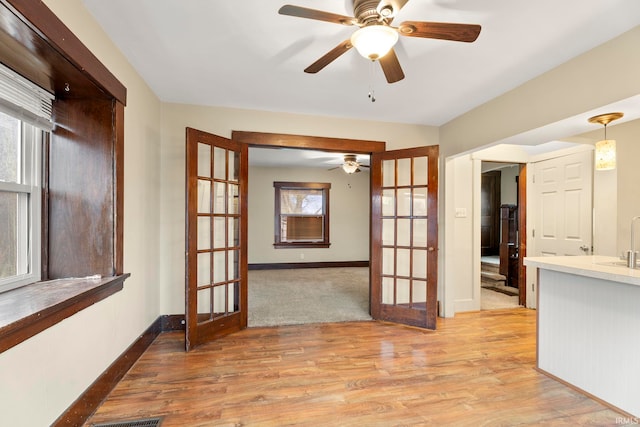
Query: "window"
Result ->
[[0, 110, 43, 293], [274, 182, 331, 248]]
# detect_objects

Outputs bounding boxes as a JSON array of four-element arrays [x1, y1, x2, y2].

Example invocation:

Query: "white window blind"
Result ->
[[0, 63, 54, 130]]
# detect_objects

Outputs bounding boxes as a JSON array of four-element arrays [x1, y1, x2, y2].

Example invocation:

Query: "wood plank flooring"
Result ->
[[85, 309, 626, 426]]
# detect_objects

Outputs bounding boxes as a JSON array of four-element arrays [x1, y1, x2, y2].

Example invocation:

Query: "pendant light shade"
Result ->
[[342, 162, 359, 174], [350, 25, 399, 60], [594, 139, 616, 171], [588, 112, 623, 171]]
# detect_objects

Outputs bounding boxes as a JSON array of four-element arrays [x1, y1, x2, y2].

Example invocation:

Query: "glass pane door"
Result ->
[[186, 128, 247, 350], [371, 146, 438, 329]]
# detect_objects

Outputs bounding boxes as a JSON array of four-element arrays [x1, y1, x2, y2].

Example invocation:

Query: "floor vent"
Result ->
[[92, 417, 163, 427]]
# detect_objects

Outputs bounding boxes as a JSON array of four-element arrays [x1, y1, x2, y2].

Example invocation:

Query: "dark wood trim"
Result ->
[[518, 164, 527, 307], [0, 274, 130, 354], [41, 131, 50, 280], [249, 261, 369, 270], [114, 100, 125, 275], [274, 181, 332, 189], [232, 131, 385, 154], [161, 314, 186, 331], [273, 242, 331, 249], [1, 0, 127, 104], [52, 314, 184, 427]]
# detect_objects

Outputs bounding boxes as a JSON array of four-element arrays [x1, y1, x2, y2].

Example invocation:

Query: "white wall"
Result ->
[[248, 165, 369, 264], [0, 1, 163, 426]]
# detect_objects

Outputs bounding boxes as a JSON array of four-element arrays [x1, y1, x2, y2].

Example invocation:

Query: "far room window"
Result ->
[[274, 181, 331, 248]]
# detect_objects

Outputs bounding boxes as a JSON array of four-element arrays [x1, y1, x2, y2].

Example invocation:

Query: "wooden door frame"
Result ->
[[517, 164, 527, 307], [231, 131, 386, 312]]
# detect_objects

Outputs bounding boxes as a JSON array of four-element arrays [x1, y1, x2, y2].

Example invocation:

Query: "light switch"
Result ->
[[455, 208, 467, 218]]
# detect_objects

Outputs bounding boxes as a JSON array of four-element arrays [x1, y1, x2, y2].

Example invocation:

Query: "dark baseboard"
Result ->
[[249, 260, 369, 270], [53, 314, 185, 427]]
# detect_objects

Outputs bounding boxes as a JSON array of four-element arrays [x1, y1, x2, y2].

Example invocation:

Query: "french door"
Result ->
[[185, 128, 248, 351], [371, 146, 439, 329]]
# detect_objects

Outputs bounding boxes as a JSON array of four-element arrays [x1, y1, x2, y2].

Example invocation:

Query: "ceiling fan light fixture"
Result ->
[[350, 25, 399, 60], [342, 161, 360, 174]]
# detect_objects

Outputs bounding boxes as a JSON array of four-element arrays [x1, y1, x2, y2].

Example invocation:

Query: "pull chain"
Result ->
[[368, 60, 376, 102]]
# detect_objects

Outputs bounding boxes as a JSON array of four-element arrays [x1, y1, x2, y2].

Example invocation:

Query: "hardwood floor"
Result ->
[[85, 308, 625, 426]]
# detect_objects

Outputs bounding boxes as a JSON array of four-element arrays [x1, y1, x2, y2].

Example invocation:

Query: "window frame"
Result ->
[[273, 181, 331, 249], [0, 116, 43, 293]]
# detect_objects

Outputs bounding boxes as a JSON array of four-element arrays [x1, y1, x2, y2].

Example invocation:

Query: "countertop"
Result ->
[[524, 255, 640, 287]]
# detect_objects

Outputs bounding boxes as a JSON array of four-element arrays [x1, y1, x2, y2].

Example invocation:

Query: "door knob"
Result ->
[[579, 245, 590, 253]]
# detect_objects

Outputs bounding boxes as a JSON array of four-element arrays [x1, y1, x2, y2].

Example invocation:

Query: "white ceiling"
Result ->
[[248, 147, 370, 169], [82, 0, 640, 128]]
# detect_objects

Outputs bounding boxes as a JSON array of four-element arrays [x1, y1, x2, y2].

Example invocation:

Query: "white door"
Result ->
[[533, 150, 593, 257]]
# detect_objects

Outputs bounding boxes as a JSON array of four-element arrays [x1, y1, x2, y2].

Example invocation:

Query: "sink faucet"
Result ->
[[627, 216, 640, 268]]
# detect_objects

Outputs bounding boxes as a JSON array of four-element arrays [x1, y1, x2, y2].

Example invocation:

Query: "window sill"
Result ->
[[0, 274, 130, 354], [274, 242, 331, 249]]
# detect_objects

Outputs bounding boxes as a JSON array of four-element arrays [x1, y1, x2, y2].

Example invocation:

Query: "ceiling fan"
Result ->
[[329, 154, 370, 174], [279, 0, 481, 83]]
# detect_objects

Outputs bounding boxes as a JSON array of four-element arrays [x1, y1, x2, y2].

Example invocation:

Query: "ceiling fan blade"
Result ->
[[398, 21, 481, 42], [359, 164, 370, 168], [304, 40, 353, 74], [279, 5, 356, 26], [379, 48, 405, 83]]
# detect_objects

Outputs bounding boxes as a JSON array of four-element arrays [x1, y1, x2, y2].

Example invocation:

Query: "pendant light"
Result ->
[[588, 112, 623, 171]]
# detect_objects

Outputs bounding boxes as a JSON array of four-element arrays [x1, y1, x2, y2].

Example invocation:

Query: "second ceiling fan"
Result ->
[[329, 154, 370, 174], [279, 0, 481, 83]]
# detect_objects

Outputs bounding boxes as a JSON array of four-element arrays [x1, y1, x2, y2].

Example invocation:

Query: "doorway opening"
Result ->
[[246, 145, 372, 327], [480, 162, 523, 310]]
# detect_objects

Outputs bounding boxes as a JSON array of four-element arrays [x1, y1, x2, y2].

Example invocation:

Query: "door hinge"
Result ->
[[532, 229, 535, 237], [532, 174, 535, 184]]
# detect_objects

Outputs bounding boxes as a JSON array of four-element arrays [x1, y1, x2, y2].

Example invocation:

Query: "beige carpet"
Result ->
[[481, 287, 521, 310], [248, 267, 372, 327], [248, 267, 520, 326]]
